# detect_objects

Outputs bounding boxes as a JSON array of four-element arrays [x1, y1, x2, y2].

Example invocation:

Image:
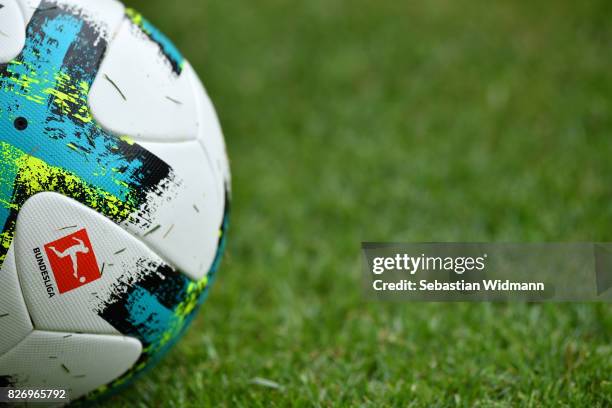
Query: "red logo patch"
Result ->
[[44, 229, 101, 294]]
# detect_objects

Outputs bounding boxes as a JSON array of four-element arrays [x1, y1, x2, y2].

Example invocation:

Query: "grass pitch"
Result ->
[[109, 0, 612, 406]]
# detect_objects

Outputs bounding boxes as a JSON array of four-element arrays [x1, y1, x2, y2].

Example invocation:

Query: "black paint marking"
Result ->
[[103, 74, 126, 101], [100, 262, 105, 276], [96, 259, 192, 349], [58, 225, 77, 231], [114, 248, 126, 255], [0, 313, 9, 318], [61, 364, 70, 373], [36, 5, 58, 12], [193, 204, 200, 213], [63, 334, 72, 339], [126, 12, 183, 75]]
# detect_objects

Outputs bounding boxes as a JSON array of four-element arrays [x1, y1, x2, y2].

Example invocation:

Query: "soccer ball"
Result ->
[[0, 0, 230, 403]]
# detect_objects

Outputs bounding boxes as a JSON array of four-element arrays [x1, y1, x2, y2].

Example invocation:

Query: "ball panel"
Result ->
[[84, 187, 230, 404], [0, 330, 141, 400], [89, 11, 198, 142], [136, 139, 226, 280], [0, 0, 27, 64], [189, 62, 232, 192], [0, 1, 188, 268], [0, 245, 33, 356], [12, 191, 227, 400], [14, 191, 198, 334]]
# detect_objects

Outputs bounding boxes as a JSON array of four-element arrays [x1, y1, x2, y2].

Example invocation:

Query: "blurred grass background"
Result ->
[[112, 0, 611, 406]]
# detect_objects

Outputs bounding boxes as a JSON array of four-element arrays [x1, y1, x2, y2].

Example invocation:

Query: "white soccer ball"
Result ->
[[0, 0, 230, 403]]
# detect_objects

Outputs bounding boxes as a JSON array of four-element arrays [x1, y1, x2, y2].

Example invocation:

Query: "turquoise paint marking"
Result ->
[[128, 11, 184, 74], [124, 286, 178, 346], [140, 19, 185, 72], [0, 11, 144, 203]]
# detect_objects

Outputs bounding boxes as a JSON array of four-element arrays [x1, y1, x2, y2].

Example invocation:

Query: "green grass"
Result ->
[[108, 0, 612, 406]]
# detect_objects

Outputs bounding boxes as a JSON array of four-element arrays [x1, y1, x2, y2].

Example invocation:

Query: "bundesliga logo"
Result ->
[[43, 229, 102, 294]]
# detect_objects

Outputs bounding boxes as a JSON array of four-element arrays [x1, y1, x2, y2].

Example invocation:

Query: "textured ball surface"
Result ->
[[0, 0, 230, 402]]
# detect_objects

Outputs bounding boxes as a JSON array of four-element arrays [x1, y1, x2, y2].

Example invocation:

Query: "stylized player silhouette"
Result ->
[[48, 238, 90, 283]]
